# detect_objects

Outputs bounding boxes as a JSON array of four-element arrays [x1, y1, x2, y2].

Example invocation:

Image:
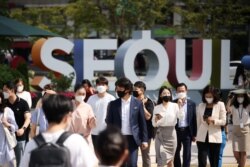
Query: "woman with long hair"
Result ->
[[152, 86, 180, 167], [0, 91, 18, 167], [233, 64, 248, 89]]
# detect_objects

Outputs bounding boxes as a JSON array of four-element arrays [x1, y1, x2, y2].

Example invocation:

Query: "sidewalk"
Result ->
[[138, 124, 250, 167]]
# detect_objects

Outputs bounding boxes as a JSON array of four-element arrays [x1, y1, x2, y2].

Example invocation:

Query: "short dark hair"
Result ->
[[74, 83, 84, 93], [134, 81, 146, 91], [115, 77, 133, 93], [96, 76, 108, 85], [43, 84, 54, 91], [81, 79, 92, 87], [157, 86, 172, 104], [14, 78, 24, 85], [3, 81, 16, 92], [96, 126, 128, 166], [202, 85, 219, 104], [42, 94, 73, 124], [175, 83, 187, 90]]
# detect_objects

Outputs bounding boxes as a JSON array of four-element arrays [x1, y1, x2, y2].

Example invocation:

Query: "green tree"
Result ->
[[0, 64, 27, 89], [48, 72, 75, 92], [66, 0, 171, 39], [172, 0, 250, 38], [10, 0, 169, 40]]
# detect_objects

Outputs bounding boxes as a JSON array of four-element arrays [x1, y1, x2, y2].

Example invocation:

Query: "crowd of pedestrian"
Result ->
[[0, 76, 250, 167]]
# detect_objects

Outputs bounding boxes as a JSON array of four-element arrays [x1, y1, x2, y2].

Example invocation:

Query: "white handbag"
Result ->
[[3, 109, 17, 149]]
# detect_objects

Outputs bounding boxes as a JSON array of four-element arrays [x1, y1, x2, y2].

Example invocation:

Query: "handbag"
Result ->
[[3, 109, 17, 149]]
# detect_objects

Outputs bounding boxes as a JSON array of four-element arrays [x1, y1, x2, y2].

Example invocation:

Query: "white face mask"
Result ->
[[205, 97, 214, 104], [177, 92, 187, 99], [17, 85, 24, 93], [96, 85, 106, 93], [3, 92, 9, 99], [237, 97, 244, 104], [75, 95, 85, 103]]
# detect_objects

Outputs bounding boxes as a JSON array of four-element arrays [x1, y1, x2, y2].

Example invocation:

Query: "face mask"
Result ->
[[177, 92, 187, 99], [3, 92, 9, 99], [205, 97, 214, 104], [17, 85, 24, 93], [75, 95, 85, 103], [116, 90, 126, 98], [162, 96, 171, 102], [133, 91, 139, 97], [96, 85, 106, 93], [237, 97, 244, 104]]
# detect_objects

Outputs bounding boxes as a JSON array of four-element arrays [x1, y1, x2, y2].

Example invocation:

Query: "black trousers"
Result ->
[[174, 127, 192, 167], [197, 139, 221, 167]]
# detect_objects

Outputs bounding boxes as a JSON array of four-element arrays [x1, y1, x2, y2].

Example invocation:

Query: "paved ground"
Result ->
[[138, 124, 250, 167]]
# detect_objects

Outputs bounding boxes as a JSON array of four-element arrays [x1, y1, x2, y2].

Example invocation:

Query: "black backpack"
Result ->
[[29, 131, 72, 167]]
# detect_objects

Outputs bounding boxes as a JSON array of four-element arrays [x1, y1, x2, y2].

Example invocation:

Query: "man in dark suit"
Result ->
[[106, 77, 148, 167], [174, 83, 197, 167]]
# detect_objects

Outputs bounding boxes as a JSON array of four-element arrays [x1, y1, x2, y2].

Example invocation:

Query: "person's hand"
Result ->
[[141, 143, 148, 150], [206, 116, 214, 125], [16, 128, 24, 136], [88, 117, 96, 128], [154, 114, 162, 122], [192, 137, 196, 142], [1, 117, 9, 127], [142, 98, 147, 104], [177, 98, 185, 107]]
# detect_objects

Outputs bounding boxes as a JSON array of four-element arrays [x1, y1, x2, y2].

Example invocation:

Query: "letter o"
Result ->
[[115, 38, 169, 90]]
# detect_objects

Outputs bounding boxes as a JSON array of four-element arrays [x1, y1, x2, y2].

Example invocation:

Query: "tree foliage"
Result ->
[[0, 64, 26, 89], [173, 0, 250, 38], [9, 0, 168, 40]]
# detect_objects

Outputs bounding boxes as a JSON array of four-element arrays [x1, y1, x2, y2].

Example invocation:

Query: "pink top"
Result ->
[[69, 102, 96, 150]]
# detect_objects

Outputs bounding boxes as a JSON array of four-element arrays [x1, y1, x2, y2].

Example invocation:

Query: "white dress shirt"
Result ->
[[178, 100, 188, 127], [121, 96, 132, 135]]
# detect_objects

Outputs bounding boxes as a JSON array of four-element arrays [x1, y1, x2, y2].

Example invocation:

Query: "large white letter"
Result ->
[[220, 40, 233, 89], [176, 39, 212, 89], [83, 39, 117, 90], [115, 31, 169, 90], [41, 37, 76, 87]]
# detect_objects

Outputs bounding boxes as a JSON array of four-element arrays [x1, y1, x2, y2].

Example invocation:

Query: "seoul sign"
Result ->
[[31, 30, 232, 90]]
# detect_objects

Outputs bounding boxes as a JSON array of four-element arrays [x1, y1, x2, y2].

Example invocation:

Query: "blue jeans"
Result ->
[[14, 140, 25, 167], [218, 130, 227, 167]]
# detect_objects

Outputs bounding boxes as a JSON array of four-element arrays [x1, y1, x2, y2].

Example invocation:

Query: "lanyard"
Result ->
[[238, 105, 244, 120]]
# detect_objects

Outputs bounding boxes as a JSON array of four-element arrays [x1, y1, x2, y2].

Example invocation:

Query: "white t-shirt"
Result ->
[[17, 91, 32, 109], [20, 130, 98, 167], [87, 93, 115, 135]]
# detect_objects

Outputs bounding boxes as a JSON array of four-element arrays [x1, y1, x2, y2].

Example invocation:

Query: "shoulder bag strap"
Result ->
[[36, 108, 41, 125], [56, 132, 72, 145], [34, 134, 46, 146]]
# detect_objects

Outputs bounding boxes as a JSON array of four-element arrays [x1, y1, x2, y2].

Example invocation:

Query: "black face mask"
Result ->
[[117, 90, 126, 98], [162, 96, 171, 102], [133, 91, 139, 97]]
